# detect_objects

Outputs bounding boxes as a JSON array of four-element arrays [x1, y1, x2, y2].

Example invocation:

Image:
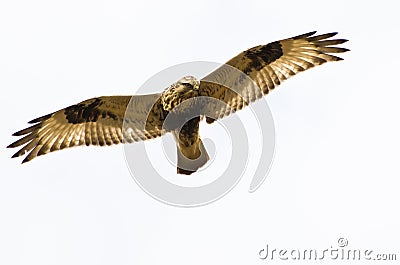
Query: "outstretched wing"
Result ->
[[8, 94, 166, 163], [199, 31, 349, 122]]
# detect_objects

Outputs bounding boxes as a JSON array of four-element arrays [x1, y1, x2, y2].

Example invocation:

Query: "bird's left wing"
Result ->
[[8, 94, 166, 163], [199, 31, 349, 122]]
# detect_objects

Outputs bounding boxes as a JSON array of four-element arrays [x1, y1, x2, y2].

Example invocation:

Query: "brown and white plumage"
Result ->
[[8, 31, 348, 174], [8, 94, 166, 163], [199, 31, 349, 122]]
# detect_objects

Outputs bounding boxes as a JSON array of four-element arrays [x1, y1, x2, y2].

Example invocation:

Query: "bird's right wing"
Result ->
[[8, 94, 166, 163]]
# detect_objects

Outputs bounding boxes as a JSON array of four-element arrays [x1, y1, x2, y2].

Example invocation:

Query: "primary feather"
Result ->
[[199, 31, 348, 122], [8, 94, 166, 163]]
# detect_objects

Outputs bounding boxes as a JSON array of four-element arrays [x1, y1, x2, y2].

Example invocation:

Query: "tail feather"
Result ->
[[176, 138, 209, 175]]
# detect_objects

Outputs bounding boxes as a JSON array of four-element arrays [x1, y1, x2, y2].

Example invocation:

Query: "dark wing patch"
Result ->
[[64, 98, 103, 123], [63, 97, 121, 124], [8, 94, 166, 163], [199, 31, 349, 122], [242, 41, 283, 72]]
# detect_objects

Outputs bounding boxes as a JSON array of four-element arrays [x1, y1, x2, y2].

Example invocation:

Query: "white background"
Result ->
[[1, 0, 399, 264]]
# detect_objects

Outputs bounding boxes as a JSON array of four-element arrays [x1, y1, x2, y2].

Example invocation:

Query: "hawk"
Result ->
[[8, 31, 348, 174]]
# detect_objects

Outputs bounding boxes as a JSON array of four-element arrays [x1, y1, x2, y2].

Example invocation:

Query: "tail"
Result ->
[[173, 130, 209, 175]]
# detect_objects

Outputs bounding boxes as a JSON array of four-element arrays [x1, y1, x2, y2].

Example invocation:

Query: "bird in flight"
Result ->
[[8, 31, 348, 174]]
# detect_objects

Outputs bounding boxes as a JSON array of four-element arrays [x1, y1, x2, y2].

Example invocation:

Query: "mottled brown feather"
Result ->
[[199, 31, 348, 122], [8, 94, 166, 163]]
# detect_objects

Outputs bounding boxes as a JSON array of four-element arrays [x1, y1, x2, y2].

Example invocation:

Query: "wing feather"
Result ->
[[199, 31, 348, 122], [8, 94, 166, 163]]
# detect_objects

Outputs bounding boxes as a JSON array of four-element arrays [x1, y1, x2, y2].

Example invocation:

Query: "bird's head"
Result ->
[[176, 76, 200, 90], [161, 76, 200, 112]]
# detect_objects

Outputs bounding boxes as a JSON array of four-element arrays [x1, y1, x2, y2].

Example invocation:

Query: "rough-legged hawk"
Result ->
[[8, 31, 348, 174]]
